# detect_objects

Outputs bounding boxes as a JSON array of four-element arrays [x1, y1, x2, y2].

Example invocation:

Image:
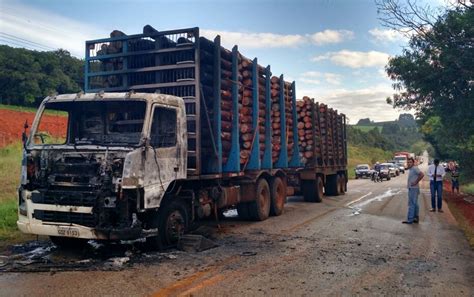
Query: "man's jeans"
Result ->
[[407, 188, 420, 222], [430, 180, 443, 209]]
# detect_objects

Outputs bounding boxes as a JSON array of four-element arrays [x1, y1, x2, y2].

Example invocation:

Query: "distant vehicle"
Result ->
[[378, 164, 391, 181], [383, 163, 398, 177], [355, 164, 372, 179], [393, 151, 415, 167]]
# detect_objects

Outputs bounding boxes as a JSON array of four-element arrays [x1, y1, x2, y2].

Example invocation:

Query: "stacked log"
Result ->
[[220, 47, 234, 165], [337, 114, 344, 163], [284, 82, 294, 161], [270, 76, 281, 164], [198, 38, 216, 164], [296, 96, 314, 165], [319, 103, 328, 164], [257, 65, 266, 159], [239, 56, 253, 165]]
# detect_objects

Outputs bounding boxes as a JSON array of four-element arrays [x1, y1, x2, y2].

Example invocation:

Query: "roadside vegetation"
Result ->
[[0, 143, 22, 241]]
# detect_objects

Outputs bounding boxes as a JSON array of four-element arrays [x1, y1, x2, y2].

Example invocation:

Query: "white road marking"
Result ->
[[345, 192, 373, 207], [347, 188, 402, 216]]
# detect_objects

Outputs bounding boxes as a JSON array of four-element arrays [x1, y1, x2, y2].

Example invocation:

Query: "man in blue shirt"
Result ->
[[403, 157, 425, 224]]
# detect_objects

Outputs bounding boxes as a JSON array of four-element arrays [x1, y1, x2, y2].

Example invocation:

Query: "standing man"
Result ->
[[428, 159, 446, 212], [451, 165, 460, 194], [403, 157, 424, 224]]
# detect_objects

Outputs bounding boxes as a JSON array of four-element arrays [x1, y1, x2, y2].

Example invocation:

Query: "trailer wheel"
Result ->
[[337, 174, 345, 195], [270, 177, 286, 216], [146, 199, 188, 250], [49, 236, 88, 249], [237, 202, 251, 220], [248, 178, 271, 221], [325, 174, 339, 196], [302, 176, 323, 203]]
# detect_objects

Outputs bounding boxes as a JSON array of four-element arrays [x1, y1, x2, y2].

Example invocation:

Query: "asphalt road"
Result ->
[[1, 164, 473, 296]]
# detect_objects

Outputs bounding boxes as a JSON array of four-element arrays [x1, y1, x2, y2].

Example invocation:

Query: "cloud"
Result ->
[[201, 29, 307, 49], [201, 29, 354, 49], [0, 2, 107, 57], [312, 50, 390, 68], [309, 30, 354, 45], [369, 28, 408, 43], [297, 84, 405, 123], [299, 71, 342, 85]]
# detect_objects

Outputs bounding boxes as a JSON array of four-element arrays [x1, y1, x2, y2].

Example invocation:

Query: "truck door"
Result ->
[[143, 105, 184, 208]]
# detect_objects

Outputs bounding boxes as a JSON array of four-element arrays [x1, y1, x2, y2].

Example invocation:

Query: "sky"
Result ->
[[0, 0, 448, 123]]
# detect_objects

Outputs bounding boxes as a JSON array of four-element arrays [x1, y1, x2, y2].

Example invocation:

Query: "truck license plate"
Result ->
[[57, 227, 80, 237]]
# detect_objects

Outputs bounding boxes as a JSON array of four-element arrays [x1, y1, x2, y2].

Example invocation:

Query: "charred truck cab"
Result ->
[[17, 92, 188, 246]]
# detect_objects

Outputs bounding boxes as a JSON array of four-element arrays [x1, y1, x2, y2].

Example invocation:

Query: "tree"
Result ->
[[0, 46, 84, 106], [378, 1, 474, 176]]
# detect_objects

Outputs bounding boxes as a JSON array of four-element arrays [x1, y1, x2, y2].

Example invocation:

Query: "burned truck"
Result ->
[[17, 27, 347, 248]]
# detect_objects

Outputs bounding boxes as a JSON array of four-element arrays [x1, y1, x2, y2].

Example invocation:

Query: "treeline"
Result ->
[[0, 45, 83, 106], [347, 114, 426, 154]]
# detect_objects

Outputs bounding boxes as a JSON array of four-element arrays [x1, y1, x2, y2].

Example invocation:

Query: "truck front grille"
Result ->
[[34, 210, 96, 228]]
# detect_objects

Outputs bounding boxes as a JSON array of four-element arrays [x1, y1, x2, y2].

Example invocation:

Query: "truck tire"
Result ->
[[270, 176, 286, 216], [146, 199, 189, 250], [237, 202, 251, 220], [248, 178, 271, 221], [302, 176, 323, 203], [337, 174, 345, 195], [325, 174, 339, 196], [49, 236, 88, 249]]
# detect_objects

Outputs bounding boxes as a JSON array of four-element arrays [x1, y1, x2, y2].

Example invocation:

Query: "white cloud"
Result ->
[[201, 29, 306, 49], [297, 84, 402, 123], [300, 71, 342, 85], [0, 2, 107, 57], [309, 30, 354, 45], [312, 50, 390, 68], [201, 29, 354, 49], [369, 28, 408, 43]]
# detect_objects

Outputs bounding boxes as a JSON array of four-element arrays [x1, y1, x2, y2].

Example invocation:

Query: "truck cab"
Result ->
[[17, 92, 187, 246]]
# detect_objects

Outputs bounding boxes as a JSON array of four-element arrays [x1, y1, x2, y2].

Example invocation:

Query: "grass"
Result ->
[[351, 125, 383, 132], [0, 142, 22, 241], [347, 144, 393, 179], [0, 103, 67, 116], [461, 182, 474, 195]]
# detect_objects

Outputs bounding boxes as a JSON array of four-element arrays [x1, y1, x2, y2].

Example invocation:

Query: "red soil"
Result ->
[[0, 109, 67, 148], [444, 180, 474, 227]]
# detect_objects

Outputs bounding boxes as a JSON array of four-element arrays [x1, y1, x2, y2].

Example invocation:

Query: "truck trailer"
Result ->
[[17, 26, 347, 248]]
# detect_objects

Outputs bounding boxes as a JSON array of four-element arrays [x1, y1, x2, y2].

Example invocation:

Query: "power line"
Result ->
[[0, 32, 55, 51], [0, 38, 44, 51]]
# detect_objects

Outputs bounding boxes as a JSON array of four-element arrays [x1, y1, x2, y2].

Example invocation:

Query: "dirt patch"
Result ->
[[444, 180, 474, 248], [0, 109, 67, 148]]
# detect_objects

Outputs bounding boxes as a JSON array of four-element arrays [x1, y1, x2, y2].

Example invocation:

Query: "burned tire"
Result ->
[[337, 174, 345, 195], [270, 176, 286, 216], [237, 202, 251, 220], [325, 174, 339, 196], [146, 199, 188, 250], [248, 178, 271, 221], [49, 236, 88, 249]]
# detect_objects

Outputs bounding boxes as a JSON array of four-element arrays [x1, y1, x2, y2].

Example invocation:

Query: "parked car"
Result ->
[[384, 162, 399, 177], [396, 163, 405, 174], [378, 164, 392, 181], [355, 164, 372, 179]]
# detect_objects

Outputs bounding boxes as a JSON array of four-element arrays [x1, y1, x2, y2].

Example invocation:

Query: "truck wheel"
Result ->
[[237, 202, 251, 220], [248, 178, 271, 221], [50, 236, 88, 249], [270, 177, 286, 216], [325, 174, 339, 196], [146, 199, 188, 250], [302, 176, 323, 203], [337, 175, 345, 195]]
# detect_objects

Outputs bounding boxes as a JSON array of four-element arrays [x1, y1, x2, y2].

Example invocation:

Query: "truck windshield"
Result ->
[[34, 100, 146, 146]]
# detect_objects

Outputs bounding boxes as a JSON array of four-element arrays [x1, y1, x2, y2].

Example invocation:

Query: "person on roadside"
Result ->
[[427, 159, 446, 212], [451, 165, 460, 194], [403, 157, 424, 224]]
